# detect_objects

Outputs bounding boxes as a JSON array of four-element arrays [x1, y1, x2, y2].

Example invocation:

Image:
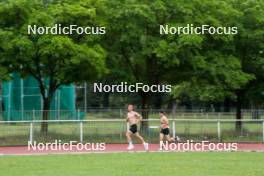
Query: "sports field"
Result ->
[[0, 152, 263, 176]]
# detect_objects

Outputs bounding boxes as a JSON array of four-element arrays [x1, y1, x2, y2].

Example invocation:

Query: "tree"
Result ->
[[105, 0, 252, 131], [170, 0, 264, 132], [104, 0, 177, 130], [230, 0, 264, 131], [0, 0, 106, 134]]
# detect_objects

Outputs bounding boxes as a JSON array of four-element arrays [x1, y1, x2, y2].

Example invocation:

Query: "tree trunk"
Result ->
[[154, 93, 162, 109], [235, 92, 242, 133], [103, 92, 109, 108], [41, 98, 51, 135], [224, 98, 231, 112], [140, 92, 149, 133]]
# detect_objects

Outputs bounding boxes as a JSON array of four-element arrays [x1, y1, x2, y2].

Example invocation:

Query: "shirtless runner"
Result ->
[[126, 104, 148, 151], [159, 111, 175, 146]]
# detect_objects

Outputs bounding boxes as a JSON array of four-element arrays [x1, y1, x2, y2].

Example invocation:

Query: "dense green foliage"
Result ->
[[0, 0, 263, 113]]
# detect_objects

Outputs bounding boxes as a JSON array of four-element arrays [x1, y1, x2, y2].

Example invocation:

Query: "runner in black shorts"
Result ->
[[159, 111, 175, 145], [129, 124, 138, 134], [160, 127, 170, 136]]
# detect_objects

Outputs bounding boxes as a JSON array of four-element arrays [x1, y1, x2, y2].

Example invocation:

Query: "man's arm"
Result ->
[[135, 112, 142, 121]]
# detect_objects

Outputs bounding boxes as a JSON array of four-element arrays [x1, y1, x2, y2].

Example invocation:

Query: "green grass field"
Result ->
[[0, 152, 263, 176]]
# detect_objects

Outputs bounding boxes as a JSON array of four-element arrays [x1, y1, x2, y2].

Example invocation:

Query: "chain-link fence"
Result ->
[[0, 119, 263, 146], [1, 109, 264, 121]]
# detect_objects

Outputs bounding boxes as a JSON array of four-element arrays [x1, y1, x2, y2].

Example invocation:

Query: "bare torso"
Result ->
[[127, 111, 141, 125], [160, 115, 169, 129]]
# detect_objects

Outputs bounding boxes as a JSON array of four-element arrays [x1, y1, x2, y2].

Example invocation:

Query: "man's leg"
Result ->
[[126, 131, 134, 150], [165, 135, 175, 143], [159, 133, 164, 150], [160, 133, 164, 142], [126, 131, 132, 143], [134, 132, 145, 143], [134, 132, 148, 151]]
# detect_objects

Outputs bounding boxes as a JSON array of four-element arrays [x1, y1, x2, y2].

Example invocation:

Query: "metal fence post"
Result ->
[[80, 121, 83, 143], [8, 81, 11, 121], [172, 110, 176, 119], [8, 108, 11, 121], [77, 109, 80, 120], [217, 120, 221, 142], [84, 82, 87, 114], [172, 120, 176, 138], [262, 120, 264, 143], [32, 109, 35, 120], [21, 77, 24, 120], [29, 122, 33, 143], [57, 90, 61, 120], [119, 109, 122, 119]]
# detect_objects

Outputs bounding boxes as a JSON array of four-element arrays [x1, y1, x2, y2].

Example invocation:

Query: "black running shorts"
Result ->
[[129, 124, 138, 134], [160, 128, 170, 135]]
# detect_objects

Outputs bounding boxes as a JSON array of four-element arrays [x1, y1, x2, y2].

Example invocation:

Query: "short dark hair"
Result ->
[[159, 110, 164, 114]]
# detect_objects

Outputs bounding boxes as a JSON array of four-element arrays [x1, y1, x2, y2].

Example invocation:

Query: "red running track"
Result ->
[[0, 143, 264, 156]]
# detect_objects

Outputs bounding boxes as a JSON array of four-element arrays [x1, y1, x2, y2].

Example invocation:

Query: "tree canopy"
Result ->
[[0, 0, 107, 132], [0, 0, 263, 117]]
